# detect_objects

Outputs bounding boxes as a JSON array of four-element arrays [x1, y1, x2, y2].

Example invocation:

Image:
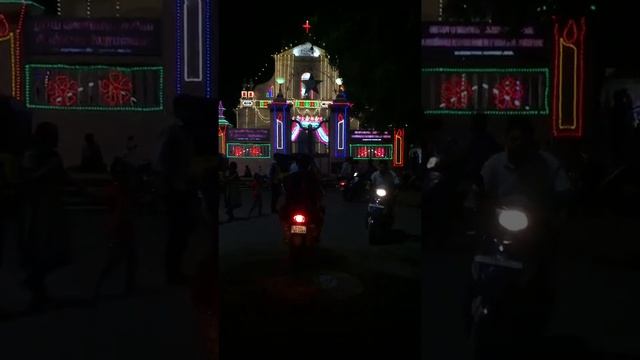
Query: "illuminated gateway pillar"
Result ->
[[270, 92, 291, 155], [170, 0, 219, 100], [329, 91, 351, 160]]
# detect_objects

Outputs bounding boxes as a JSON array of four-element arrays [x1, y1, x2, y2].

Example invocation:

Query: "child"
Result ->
[[94, 157, 138, 297], [247, 173, 263, 217]]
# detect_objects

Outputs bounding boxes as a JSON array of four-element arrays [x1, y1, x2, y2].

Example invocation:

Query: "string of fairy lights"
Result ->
[[54, 0, 122, 17]]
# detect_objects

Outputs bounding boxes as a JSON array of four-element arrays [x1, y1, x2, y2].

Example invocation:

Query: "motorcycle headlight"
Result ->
[[376, 188, 387, 197], [353, 172, 358, 177], [498, 209, 528, 232], [427, 156, 440, 169]]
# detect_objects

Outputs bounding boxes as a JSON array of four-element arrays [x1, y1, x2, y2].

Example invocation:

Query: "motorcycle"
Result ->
[[468, 199, 545, 357], [283, 208, 322, 267], [366, 186, 394, 244]]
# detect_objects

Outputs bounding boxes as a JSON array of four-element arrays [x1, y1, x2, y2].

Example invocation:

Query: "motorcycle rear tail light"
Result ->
[[293, 214, 306, 223]]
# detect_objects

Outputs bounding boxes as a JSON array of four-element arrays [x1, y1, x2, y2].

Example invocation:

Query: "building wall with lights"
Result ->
[[232, 41, 363, 173], [0, 0, 218, 166]]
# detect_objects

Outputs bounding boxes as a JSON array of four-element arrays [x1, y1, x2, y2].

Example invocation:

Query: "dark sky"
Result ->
[[219, 1, 313, 112]]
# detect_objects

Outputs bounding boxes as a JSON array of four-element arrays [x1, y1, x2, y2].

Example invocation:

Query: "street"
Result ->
[[219, 188, 422, 359]]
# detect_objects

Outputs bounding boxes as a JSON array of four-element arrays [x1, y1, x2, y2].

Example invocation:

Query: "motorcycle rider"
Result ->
[[476, 119, 571, 355], [370, 160, 399, 190], [279, 154, 325, 235], [339, 157, 355, 181]]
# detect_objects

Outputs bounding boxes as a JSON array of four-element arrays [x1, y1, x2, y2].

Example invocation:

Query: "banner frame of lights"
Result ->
[[552, 17, 586, 138], [0, 0, 44, 11], [350, 144, 393, 160], [227, 128, 270, 142], [422, 67, 550, 115], [25, 64, 164, 111], [393, 128, 405, 167], [226, 143, 272, 159]]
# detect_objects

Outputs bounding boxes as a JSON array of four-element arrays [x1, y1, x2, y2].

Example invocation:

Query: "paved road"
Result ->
[[219, 189, 422, 360]]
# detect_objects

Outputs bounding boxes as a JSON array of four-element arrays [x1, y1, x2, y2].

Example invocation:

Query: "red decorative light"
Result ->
[[552, 17, 586, 138], [232, 145, 244, 157], [14, 5, 26, 100], [218, 126, 226, 154], [249, 145, 262, 157], [374, 147, 386, 158], [440, 74, 473, 109], [100, 71, 133, 106], [47, 75, 79, 106], [493, 76, 525, 110], [393, 128, 405, 167], [293, 214, 306, 223], [302, 20, 311, 34], [0, 14, 8, 37], [357, 146, 368, 158]]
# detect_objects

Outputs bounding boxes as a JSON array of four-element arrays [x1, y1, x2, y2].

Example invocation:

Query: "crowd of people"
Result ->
[[0, 94, 219, 313]]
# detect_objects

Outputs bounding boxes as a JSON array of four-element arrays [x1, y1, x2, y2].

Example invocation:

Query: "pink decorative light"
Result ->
[[47, 75, 79, 106], [493, 76, 525, 110], [100, 71, 133, 106], [440, 74, 473, 109]]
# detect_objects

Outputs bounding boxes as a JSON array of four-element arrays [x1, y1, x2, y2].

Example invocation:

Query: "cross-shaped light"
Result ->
[[303, 20, 311, 34]]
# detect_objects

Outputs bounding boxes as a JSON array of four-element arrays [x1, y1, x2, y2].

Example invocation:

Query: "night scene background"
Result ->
[[0, 0, 639, 360]]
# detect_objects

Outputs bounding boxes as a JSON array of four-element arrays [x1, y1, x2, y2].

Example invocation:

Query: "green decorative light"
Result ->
[[226, 143, 272, 159], [25, 64, 164, 111], [294, 100, 321, 108], [0, 0, 45, 10], [256, 100, 271, 108], [422, 67, 550, 116], [350, 144, 393, 160], [276, 77, 285, 84]]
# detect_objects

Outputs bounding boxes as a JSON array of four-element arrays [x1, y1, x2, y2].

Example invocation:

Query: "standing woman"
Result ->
[[224, 162, 241, 222], [21, 122, 71, 311]]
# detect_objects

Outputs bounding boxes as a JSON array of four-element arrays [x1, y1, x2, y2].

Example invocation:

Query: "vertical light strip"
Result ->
[[15, 4, 25, 100], [184, 0, 203, 82], [337, 113, 344, 150], [558, 38, 578, 129], [115, 0, 120, 17], [0, 34, 15, 97], [56, 0, 62, 15], [204, 0, 212, 97], [176, 0, 183, 94], [276, 113, 284, 150], [86, 0, 91, 17], [552, 17, 585, 137]]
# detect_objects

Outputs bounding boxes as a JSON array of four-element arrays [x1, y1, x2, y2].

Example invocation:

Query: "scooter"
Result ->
[[283, 208, 322, 268], [367, 187, 394, 244]]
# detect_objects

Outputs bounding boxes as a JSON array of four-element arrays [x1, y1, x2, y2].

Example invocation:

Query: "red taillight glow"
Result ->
[[339, 181, 347, 186], [293, 214, 306, 223]]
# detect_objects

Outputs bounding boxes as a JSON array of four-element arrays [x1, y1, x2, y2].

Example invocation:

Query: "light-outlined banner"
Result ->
[[26, 64, 164, 111], [422, 67, 550, 115]]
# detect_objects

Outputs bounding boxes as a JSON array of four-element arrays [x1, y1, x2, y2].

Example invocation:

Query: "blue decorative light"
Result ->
[[176, 0, 183, 94], [204, 0, 212, 98]]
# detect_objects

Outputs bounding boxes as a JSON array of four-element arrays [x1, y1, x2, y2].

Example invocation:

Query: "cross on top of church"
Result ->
[[302, 20, 311, 34]]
